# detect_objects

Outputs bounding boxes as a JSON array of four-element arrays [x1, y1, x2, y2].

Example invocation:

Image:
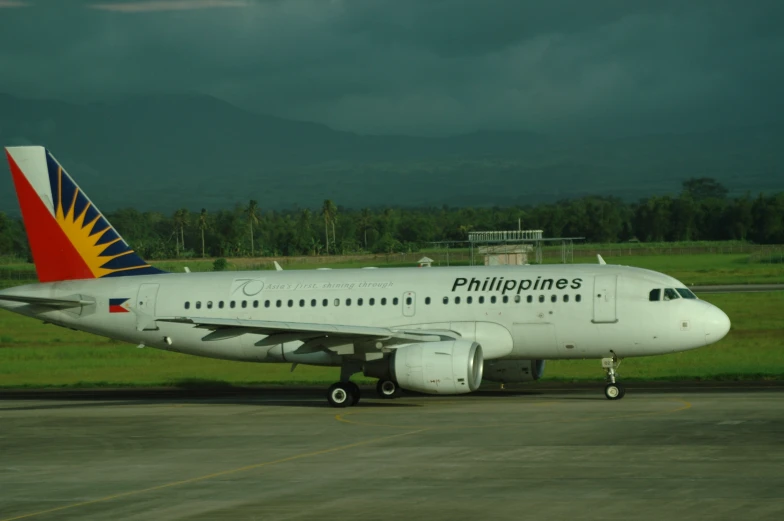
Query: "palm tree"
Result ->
[[198, 208, 208, 258], [321, 199, 336, 255], [172, 209, 188, 257], [246, 200, 260, 257], [309, 237, 322, 256], [458, 223, 474, 238], [177, 209, 189, 249], [359, 208, 373, 249]]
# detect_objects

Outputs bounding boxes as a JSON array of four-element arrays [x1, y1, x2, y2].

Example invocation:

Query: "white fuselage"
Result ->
[[0, 264, 730, 366]]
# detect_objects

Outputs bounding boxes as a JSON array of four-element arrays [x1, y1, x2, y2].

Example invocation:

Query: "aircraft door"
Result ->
[[135, 283, 160, 332], [137, 283, 160, 316], [592, 275, 618, 323], [402, 291, 416, 317]]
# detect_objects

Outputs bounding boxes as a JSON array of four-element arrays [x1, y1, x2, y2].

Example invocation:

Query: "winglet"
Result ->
[[597, 254, 607, 265], [4, 146, 165, 282]]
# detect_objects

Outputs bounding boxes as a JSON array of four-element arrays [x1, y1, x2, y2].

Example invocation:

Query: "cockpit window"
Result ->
[[649, 289, 661, 301], [663, 288, 680, 301], [676, 288, 697, 299]]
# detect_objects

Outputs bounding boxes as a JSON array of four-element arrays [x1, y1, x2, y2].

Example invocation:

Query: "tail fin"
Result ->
[[5, 146, 164, 283]]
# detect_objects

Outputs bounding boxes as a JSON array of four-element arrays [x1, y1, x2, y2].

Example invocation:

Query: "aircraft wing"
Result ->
[[0, 294, 93, 308], [158, 316, 459, 351]]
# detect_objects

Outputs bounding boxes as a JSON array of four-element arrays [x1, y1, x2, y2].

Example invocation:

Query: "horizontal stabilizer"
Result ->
[[0, 294, 93, 308]]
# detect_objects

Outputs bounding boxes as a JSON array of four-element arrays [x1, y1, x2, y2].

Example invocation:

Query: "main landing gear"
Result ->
[[602, 356, 626, 400], [326, 381, 361, 408], [327, 364, 363, 408], [326, 363, 403, 407]]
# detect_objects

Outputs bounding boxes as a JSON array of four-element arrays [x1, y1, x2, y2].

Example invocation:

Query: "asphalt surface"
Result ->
[[1, 385, 783, 521]]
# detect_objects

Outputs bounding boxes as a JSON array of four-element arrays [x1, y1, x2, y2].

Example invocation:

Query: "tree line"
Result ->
[[0, 178, 782, 261]]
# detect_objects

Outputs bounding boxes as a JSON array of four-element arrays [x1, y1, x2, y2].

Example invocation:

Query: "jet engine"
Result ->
[[482, 359, 545, 383], [364, 340, 483, 394]]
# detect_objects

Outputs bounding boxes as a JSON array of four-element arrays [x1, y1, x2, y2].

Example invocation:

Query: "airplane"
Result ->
[[0, 146, 731, 407]]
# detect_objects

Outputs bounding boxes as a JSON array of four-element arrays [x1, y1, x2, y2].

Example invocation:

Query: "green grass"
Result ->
[[0, 292, 782, 388], [554, 253, 784, 285]]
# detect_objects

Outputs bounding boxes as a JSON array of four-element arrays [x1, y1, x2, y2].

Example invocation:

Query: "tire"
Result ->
[[376, 379, 398, 399], [604, 383, 623, 400], [346, 382, 361, 406], [327, 383, 354, 408]]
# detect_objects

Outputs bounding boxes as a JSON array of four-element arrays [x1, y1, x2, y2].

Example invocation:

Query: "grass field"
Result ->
[[0, 292, 781, 388]]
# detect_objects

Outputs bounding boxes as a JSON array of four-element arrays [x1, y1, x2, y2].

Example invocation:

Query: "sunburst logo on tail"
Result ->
[[46, 152, 163, 279]]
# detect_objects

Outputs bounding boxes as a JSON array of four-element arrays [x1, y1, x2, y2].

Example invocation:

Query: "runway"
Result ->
[[1, 386, 783, 521]]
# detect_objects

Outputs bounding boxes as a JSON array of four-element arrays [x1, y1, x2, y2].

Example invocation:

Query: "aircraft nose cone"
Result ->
[[704, 305, 731, 345]]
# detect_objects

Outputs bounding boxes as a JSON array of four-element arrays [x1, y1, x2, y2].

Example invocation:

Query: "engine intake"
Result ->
[[365, 340, 483, 394]]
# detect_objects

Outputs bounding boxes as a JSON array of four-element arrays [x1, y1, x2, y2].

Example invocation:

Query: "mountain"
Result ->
[[0, 93, 781, 213]]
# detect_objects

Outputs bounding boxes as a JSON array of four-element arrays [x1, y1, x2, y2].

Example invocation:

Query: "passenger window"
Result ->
[[676, 288, 697, 299], [346, 298, 352, 306], [358, 298, 363, 306], [276, 300, 282, 308], [322, 299, 328, 307], [287, 299, 293, 307], [425, 297, 431, 305], [491, 296, 497, 304], [393, 298, 399, 305], [381, 298, 387, 306], [538, 295, 544, 303], [369, 298, 375, 306], [242, 300, 247, 308], [264, 300, 270, 308], [514, 295, 521, 303], [299, 299, 305, 307], [253, 300, 259, 308], [467, 296, 473, 304], [455, 296, 461, 304], [563, 295, 569, 302], [184, 301, 190, 309], [406, 297, 412, 305], [527, 295, 532, 303], [479, 296, 485, 304], [230, 301, 236, 308], [649, 289, 661, 301], [196, 301, 202, 309], [551, 295, 557, 303], [311, 299, 317, 307], [443, 297, 449, 304], [663, 288, 680, 301], [207, 301, 213, 309], [576, 294, 582, 302], [502, 295, 509, 303], [334, 298, 340, 306]]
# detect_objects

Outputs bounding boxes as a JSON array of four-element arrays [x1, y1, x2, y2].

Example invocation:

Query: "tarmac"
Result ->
[[1, 384, 783, 521]]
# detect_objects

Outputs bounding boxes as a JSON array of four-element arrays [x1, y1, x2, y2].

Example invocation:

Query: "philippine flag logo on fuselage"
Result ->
[[109, 298, 131, 313]]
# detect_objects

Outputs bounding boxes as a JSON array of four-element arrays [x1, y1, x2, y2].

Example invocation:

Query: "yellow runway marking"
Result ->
[[0, 428, 428, 521]]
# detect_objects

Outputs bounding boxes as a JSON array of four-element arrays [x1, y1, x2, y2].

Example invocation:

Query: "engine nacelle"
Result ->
[[483, 359, 545, 383], [365, 340, 483, 394]]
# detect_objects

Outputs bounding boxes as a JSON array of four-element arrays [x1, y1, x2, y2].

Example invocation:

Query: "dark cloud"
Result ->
[[0, 0, 782, 136]]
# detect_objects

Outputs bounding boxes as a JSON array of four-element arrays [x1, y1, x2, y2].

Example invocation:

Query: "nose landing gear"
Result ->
[[602, 356, 625, 400]]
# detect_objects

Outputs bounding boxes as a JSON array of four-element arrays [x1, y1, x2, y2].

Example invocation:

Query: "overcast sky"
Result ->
[[0, 0, 782, 136]]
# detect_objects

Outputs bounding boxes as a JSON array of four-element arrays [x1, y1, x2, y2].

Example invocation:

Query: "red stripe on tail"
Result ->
[[6, 150, 94, 282]]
